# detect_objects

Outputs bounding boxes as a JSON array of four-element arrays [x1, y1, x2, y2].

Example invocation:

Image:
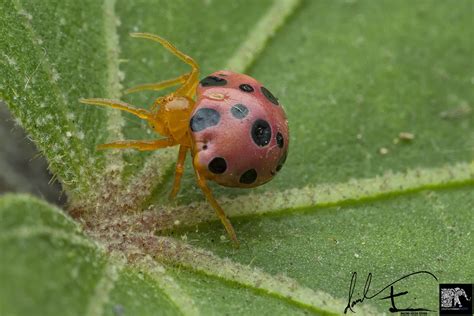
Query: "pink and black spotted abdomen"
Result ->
[[189, 70, 289, 188]]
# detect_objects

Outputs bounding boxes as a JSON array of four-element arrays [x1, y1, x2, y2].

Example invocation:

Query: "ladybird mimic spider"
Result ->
[[81, 33, 289, 247]]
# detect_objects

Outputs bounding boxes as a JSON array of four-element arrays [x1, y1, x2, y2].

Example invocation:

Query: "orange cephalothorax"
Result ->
[[80, 33, 289, 247]]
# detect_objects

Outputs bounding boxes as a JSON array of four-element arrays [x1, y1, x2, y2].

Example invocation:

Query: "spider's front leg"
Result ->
[[124, 73, 191, 95], [79, 98, 153, 120], [79, 98, 169, 150], [97, 138, 176, 151], [129, 33, 200, 99]]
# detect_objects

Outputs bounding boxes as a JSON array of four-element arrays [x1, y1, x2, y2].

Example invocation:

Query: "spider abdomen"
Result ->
[[190, 70, 289, 188]]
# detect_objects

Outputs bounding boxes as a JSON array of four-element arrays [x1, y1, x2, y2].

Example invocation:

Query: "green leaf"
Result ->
[[1, 0, 473, 315], [0, 194, 187, 316], [0, 0, 111, 199], [1, 194, 364, 315]]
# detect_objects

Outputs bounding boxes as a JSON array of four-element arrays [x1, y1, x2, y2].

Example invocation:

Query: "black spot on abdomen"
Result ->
[[240, 169, 257, 184], [239, 84, 254, 92], [200, 76, 227, 87], [251, 119, 271, 147], [230, 104, 249, 119], [276, 132, 284, 148], [190, 108, 220, 132], [276, 151, 288, 172], [261, 86, 279, 105], [208, 157, 227, 174]]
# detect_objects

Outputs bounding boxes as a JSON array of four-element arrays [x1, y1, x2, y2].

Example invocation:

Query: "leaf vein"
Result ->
[[150, 236, 378, 316], [102, 0, 125, 171], [150, 162, 474, 230], [134, 257, 200, 316], [225, 0, 302, 73], [85, 253, 125, 316]]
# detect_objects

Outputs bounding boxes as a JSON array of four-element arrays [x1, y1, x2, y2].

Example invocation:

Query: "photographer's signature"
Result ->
[[344, 271, 438, 313]]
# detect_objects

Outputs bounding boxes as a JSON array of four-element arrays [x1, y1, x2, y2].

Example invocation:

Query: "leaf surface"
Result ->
[[0, 0, 473, 315]]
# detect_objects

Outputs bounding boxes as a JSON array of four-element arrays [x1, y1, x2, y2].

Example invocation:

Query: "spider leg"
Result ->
[[80, 98, 152, 121], [130, 33, 200, 98], [97, 138, 175, 151], [124, 73, 190, 95], [130, 33, 199, 69], [169, 145, 188, 199], [193, 163, 239, 247]]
